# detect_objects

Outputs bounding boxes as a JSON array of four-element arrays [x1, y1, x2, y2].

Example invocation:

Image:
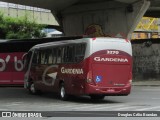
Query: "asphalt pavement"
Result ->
[[0, 86, 160, 111], [0, 80, 160, 119], [133, 80, 160, 86]]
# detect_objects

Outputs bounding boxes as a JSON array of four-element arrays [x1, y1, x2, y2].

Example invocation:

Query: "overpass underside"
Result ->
[[58, 0, 150, 39], [0, 0, 151, 39]]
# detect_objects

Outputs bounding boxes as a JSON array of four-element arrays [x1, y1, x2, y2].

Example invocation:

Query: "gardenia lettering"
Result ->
[[94, 57, 128, 62], [61, 67, 83, 74]]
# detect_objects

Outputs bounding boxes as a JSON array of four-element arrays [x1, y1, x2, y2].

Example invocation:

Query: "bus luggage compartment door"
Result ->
[[92, 64, 130, 88]]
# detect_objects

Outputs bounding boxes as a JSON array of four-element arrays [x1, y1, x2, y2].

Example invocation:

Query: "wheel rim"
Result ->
[[61, 86, 65, 98], [30, 83, 35, 93]]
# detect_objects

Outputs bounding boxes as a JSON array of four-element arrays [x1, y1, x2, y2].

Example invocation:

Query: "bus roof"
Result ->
[[30, 37, 128, 50], [0, 36, 85, 53], [32, 39, 87, 49], [0, 36, 128, 52], [0, 36, 84, 43]]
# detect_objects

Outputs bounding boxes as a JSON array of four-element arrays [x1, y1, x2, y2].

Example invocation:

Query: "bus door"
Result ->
[[91, 41, 132, 88], [30, 49, 44, 89]]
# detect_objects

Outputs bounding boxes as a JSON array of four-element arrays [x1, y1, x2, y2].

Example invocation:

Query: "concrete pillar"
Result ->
[[56, 0, 150, 39], [127, 0, 150, 39]]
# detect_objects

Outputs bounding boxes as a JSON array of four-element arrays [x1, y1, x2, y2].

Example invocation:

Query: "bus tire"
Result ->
[[59, 83, 68, 101], [28, 82, 40, 95], [90, 95, 105, 100]]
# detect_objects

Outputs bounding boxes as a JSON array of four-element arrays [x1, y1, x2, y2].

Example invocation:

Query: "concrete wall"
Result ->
[[132, 39, 160, 80]]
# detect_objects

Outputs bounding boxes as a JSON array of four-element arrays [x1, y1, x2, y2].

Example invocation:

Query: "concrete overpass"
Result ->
[[0, 0, 157, 13], [0, 0, 159, 39]]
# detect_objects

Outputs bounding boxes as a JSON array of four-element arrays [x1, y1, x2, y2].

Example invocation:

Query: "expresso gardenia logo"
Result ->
[[61, 67, 84, 74], [94, 57, 128, 62]]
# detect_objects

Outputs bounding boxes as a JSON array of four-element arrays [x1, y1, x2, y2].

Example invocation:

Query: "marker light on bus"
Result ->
[[129, 80, 132, 84], [86, 71, 93, 84], [86, 78, 92, 83], [128, 71, 132, 85]]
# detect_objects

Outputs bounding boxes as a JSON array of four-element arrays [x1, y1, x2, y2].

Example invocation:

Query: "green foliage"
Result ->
[[0, 12, 46, 39]]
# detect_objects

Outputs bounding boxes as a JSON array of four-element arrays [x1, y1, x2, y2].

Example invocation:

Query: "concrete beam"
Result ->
[[60, 0, 150, 39], [0, 0, 79, 10]]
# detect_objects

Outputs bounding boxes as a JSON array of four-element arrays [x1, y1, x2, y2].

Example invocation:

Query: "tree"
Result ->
[[0, 12, 46, 39]]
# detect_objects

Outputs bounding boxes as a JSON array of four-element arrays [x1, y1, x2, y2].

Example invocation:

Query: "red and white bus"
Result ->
[[0, 37, 79, 85], [0, 40, 32, 85], [24, 37, 132, 100]]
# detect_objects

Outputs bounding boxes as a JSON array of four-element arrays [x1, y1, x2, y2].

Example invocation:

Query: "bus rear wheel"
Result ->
[[90, 95, 105, 100], [59, 83, 68, 101]]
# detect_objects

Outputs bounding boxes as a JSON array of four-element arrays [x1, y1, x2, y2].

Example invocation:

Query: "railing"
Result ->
[[0, 1, 50, 12]]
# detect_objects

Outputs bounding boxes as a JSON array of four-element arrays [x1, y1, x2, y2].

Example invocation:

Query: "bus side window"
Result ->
[[32, 50, 38, 64], [44, 49, 49, 64], [64, 46, 69, 63], [57, 48, 62, 64], [47, 49, 53, 64], [52, 48, 57, 64], [37, 50, 41, 64], [41, 50, 46, 64], [64, 45, 75, 63], [61, 47, 65, 63], [75, 44, 86, 62], [68, 46, 75, 62]]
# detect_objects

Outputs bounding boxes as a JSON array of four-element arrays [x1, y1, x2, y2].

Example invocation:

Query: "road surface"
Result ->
[[0, 86, 160, 118]]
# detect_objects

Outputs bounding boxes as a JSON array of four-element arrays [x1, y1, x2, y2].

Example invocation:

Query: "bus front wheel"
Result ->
[[28, 82, 40, 95], [59, 83, 68, 101]]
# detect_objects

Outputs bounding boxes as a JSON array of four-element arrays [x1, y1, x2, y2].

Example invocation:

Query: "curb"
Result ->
[[132, 81, 160, 86], [132, 84, 160, 86]]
